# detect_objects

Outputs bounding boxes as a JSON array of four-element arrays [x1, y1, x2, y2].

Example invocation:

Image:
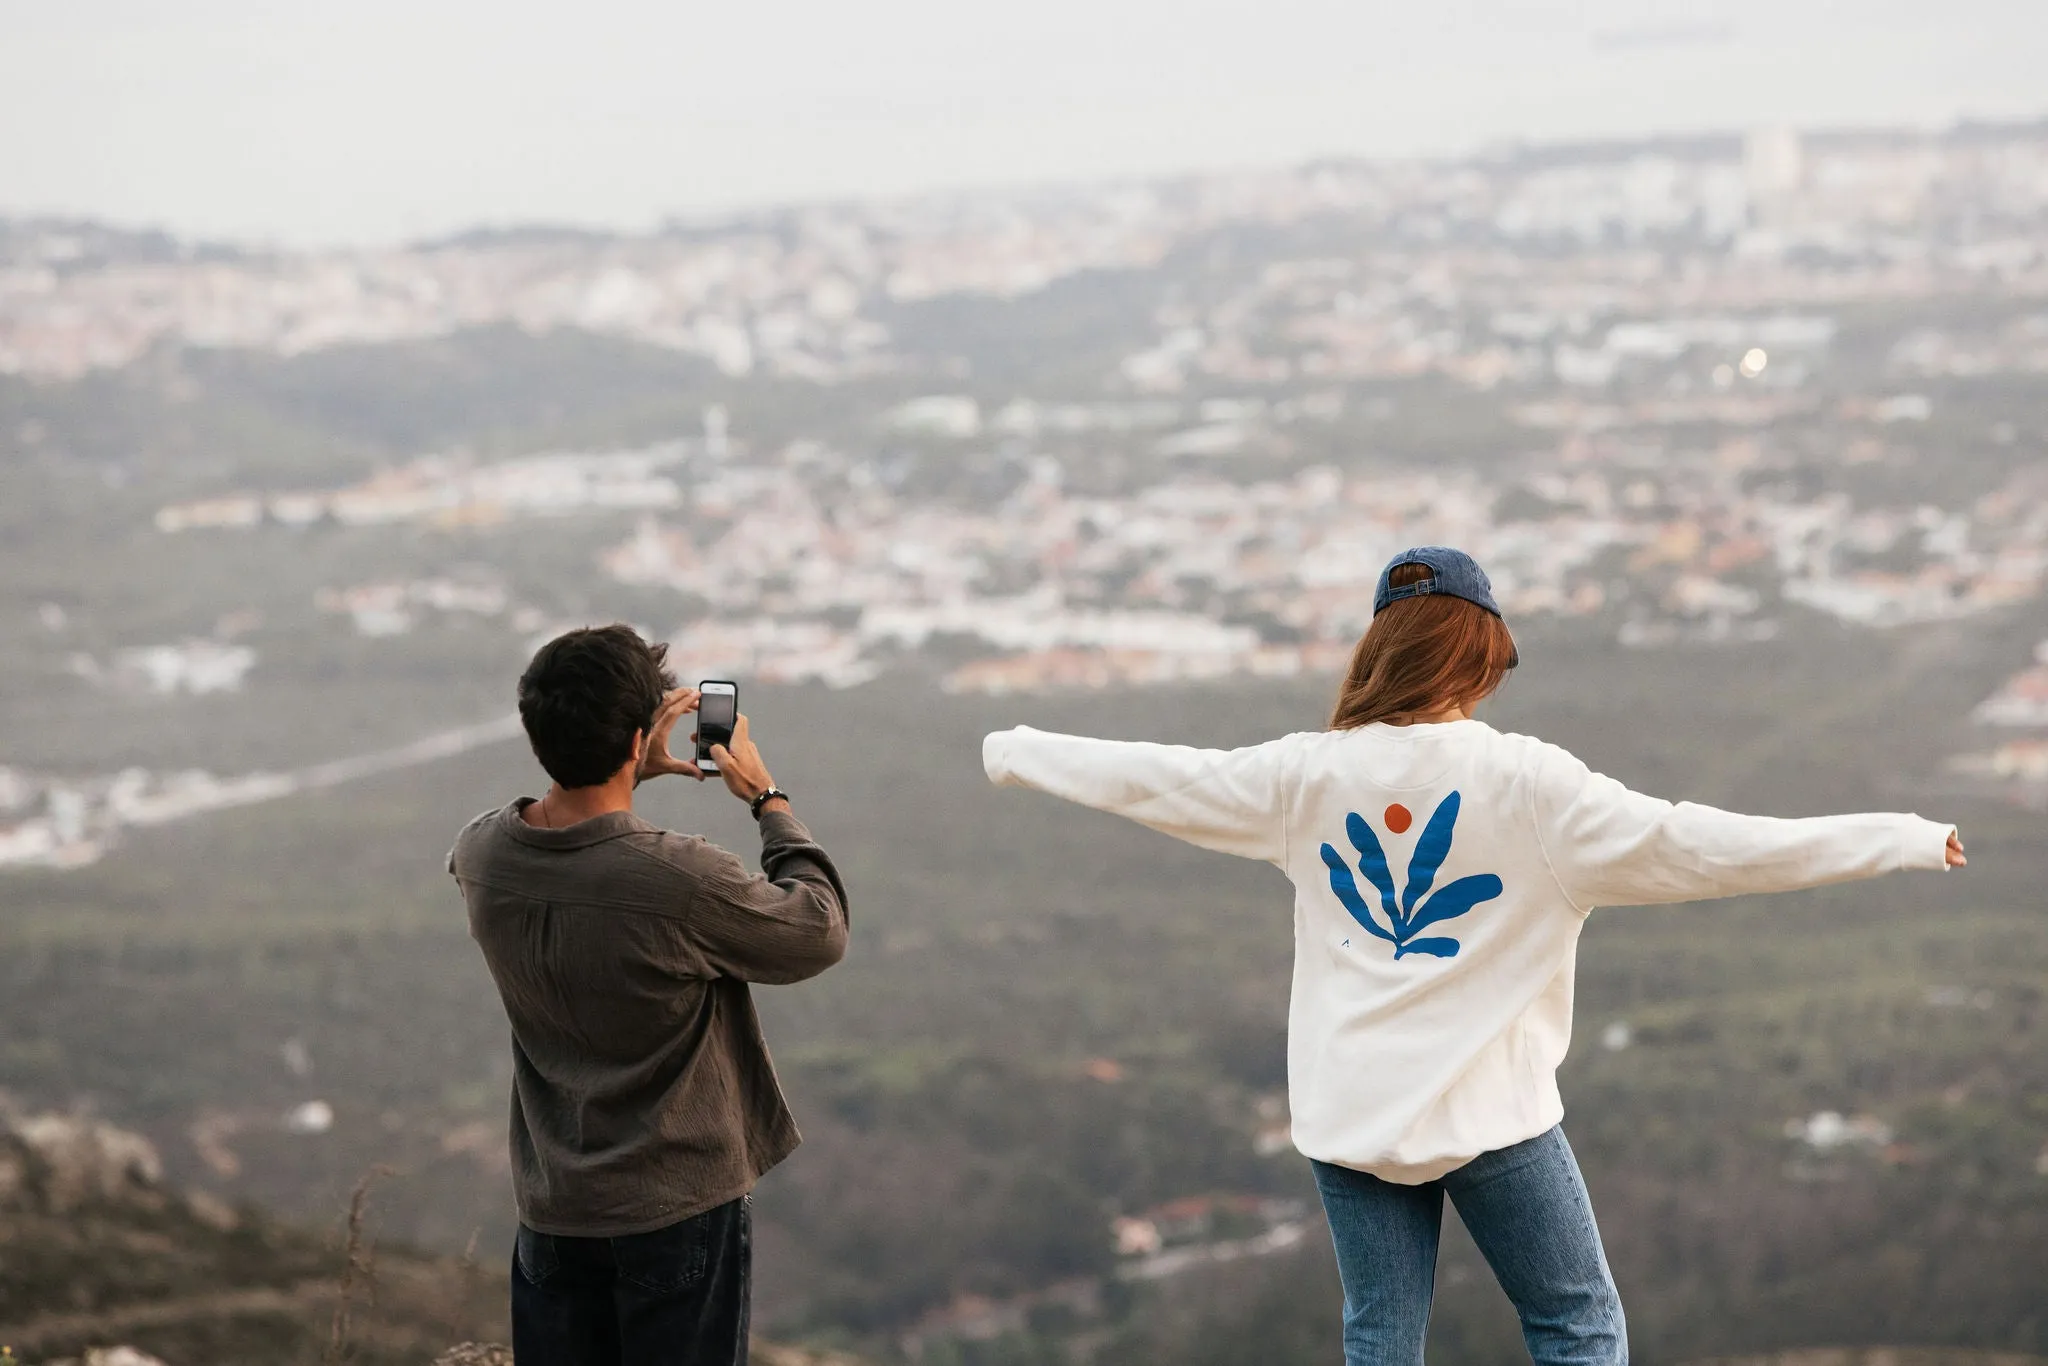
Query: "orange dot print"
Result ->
[[1384, 804, 1413, 834]]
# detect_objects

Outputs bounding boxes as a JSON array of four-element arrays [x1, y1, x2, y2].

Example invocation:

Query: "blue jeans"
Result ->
[[511, 1195, 752, 1366], [1312, 1126, 1625, 1366]]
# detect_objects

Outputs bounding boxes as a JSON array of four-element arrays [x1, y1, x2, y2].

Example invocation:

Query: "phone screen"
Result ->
[[696, 686, 736, 763]]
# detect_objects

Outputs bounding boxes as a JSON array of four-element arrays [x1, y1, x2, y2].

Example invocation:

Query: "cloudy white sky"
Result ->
[[3, 0, 2044, 247]]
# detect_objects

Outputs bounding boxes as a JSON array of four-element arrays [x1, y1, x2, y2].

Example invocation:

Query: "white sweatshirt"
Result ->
[[982, 719, 1954, 1183]]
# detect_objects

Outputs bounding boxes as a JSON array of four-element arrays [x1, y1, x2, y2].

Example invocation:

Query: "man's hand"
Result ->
[[708, 713, 784, 812], [637, 688, 705, 784], [1946, 829, 1967, 868]]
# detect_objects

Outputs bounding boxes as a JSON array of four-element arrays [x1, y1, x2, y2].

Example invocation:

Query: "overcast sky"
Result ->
[[3, 0, 2044, 247]]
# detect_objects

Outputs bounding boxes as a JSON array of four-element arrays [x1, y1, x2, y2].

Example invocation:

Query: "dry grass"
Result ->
[[323, 1165, 395, 1365]]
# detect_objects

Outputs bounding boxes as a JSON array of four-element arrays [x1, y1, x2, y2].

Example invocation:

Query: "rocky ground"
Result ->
[[3, 1100, 2039, 1366], [0, 1099, 865, 1365]]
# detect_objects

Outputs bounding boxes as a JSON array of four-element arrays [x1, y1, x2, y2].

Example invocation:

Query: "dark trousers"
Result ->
[[511, 1195, 751, 1366]]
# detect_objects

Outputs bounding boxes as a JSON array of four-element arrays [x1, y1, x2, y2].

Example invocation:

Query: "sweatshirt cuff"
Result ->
[[1904, 817, 1956, 872], [982, 729, 1021, 785]]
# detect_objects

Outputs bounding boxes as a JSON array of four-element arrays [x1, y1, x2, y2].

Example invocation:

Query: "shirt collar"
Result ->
[[497, 798, 652, 850]]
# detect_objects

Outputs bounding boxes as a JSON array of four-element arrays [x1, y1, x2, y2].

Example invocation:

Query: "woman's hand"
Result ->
[[1945, 829, 1967, 868], [637, 688, 705, 783]]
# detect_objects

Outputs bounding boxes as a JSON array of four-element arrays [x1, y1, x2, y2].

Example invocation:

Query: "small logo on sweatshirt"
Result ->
[[1320, 792, 1502, 960]]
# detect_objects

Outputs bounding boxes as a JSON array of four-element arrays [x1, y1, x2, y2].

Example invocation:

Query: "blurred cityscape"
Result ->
[[7, 125, 2048, 385], [7, 120, 2048, 869]]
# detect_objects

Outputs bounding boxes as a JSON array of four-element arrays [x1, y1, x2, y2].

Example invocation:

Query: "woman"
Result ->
[[981, 546, 1964, 1366]]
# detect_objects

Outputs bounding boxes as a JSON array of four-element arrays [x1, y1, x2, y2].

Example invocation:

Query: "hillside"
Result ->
[[0, 1104, 500, 1364], [1, 654, 2042, 1364], [0, 1105, 864, 1366]]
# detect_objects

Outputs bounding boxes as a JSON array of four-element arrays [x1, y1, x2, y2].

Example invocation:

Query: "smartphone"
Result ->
[[695, 680, 738, 775]]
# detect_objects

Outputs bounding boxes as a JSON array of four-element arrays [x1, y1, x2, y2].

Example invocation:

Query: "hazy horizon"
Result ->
[[5, 0, 2047, 249]]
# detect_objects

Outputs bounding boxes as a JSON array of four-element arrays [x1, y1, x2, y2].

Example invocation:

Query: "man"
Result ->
[[448, 624, 849, 1364]]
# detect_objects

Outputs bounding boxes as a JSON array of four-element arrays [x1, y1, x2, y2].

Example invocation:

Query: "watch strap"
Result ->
[[749, 787, 787, 819]]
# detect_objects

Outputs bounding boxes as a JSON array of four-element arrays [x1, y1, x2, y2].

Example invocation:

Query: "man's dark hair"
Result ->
[[518, 625, 678, 788]]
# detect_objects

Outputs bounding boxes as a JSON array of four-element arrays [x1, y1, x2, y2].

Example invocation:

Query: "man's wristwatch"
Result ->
[[749, 787, 788, 819]]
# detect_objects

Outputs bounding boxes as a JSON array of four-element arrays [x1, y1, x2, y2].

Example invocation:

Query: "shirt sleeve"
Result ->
[[1528, 740, 1955, 912], [679, 810, 851, 984], [445, 808, 495, 879], [982, 725, 1299, 867]]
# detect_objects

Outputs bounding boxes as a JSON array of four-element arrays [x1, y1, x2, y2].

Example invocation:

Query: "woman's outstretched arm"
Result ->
[[983, 726, 1304, 867], [1528, 741, 1959, 912]]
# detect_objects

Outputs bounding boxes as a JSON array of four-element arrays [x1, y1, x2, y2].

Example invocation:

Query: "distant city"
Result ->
[[137, 423, 2048, 684], [7, 125, 2048, 386], [5, 119, 2048, 867]]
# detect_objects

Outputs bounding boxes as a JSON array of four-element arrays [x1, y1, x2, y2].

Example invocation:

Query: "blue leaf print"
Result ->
[[1404, 874, 1504, 935], [1320, 843, 1397, 943], [1401, 791, 1462, 917], [1344, 812, 1401, 925], [1323, 791, 1503, 962]]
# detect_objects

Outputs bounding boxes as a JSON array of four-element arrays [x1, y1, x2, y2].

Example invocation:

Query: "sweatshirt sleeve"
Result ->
[[1528, 741, 1955, 912], [983, 725, 1298, 867]]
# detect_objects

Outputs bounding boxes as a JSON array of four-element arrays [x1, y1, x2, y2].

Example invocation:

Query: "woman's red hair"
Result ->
[[1329, 563, 1518, 729]]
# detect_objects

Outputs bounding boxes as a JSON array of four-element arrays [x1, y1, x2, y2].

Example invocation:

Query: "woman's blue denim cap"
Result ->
[[1373, 546, 1505, 619]]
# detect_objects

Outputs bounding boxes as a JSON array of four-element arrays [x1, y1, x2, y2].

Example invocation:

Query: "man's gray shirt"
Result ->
[[448, 800, 849, 1237]]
